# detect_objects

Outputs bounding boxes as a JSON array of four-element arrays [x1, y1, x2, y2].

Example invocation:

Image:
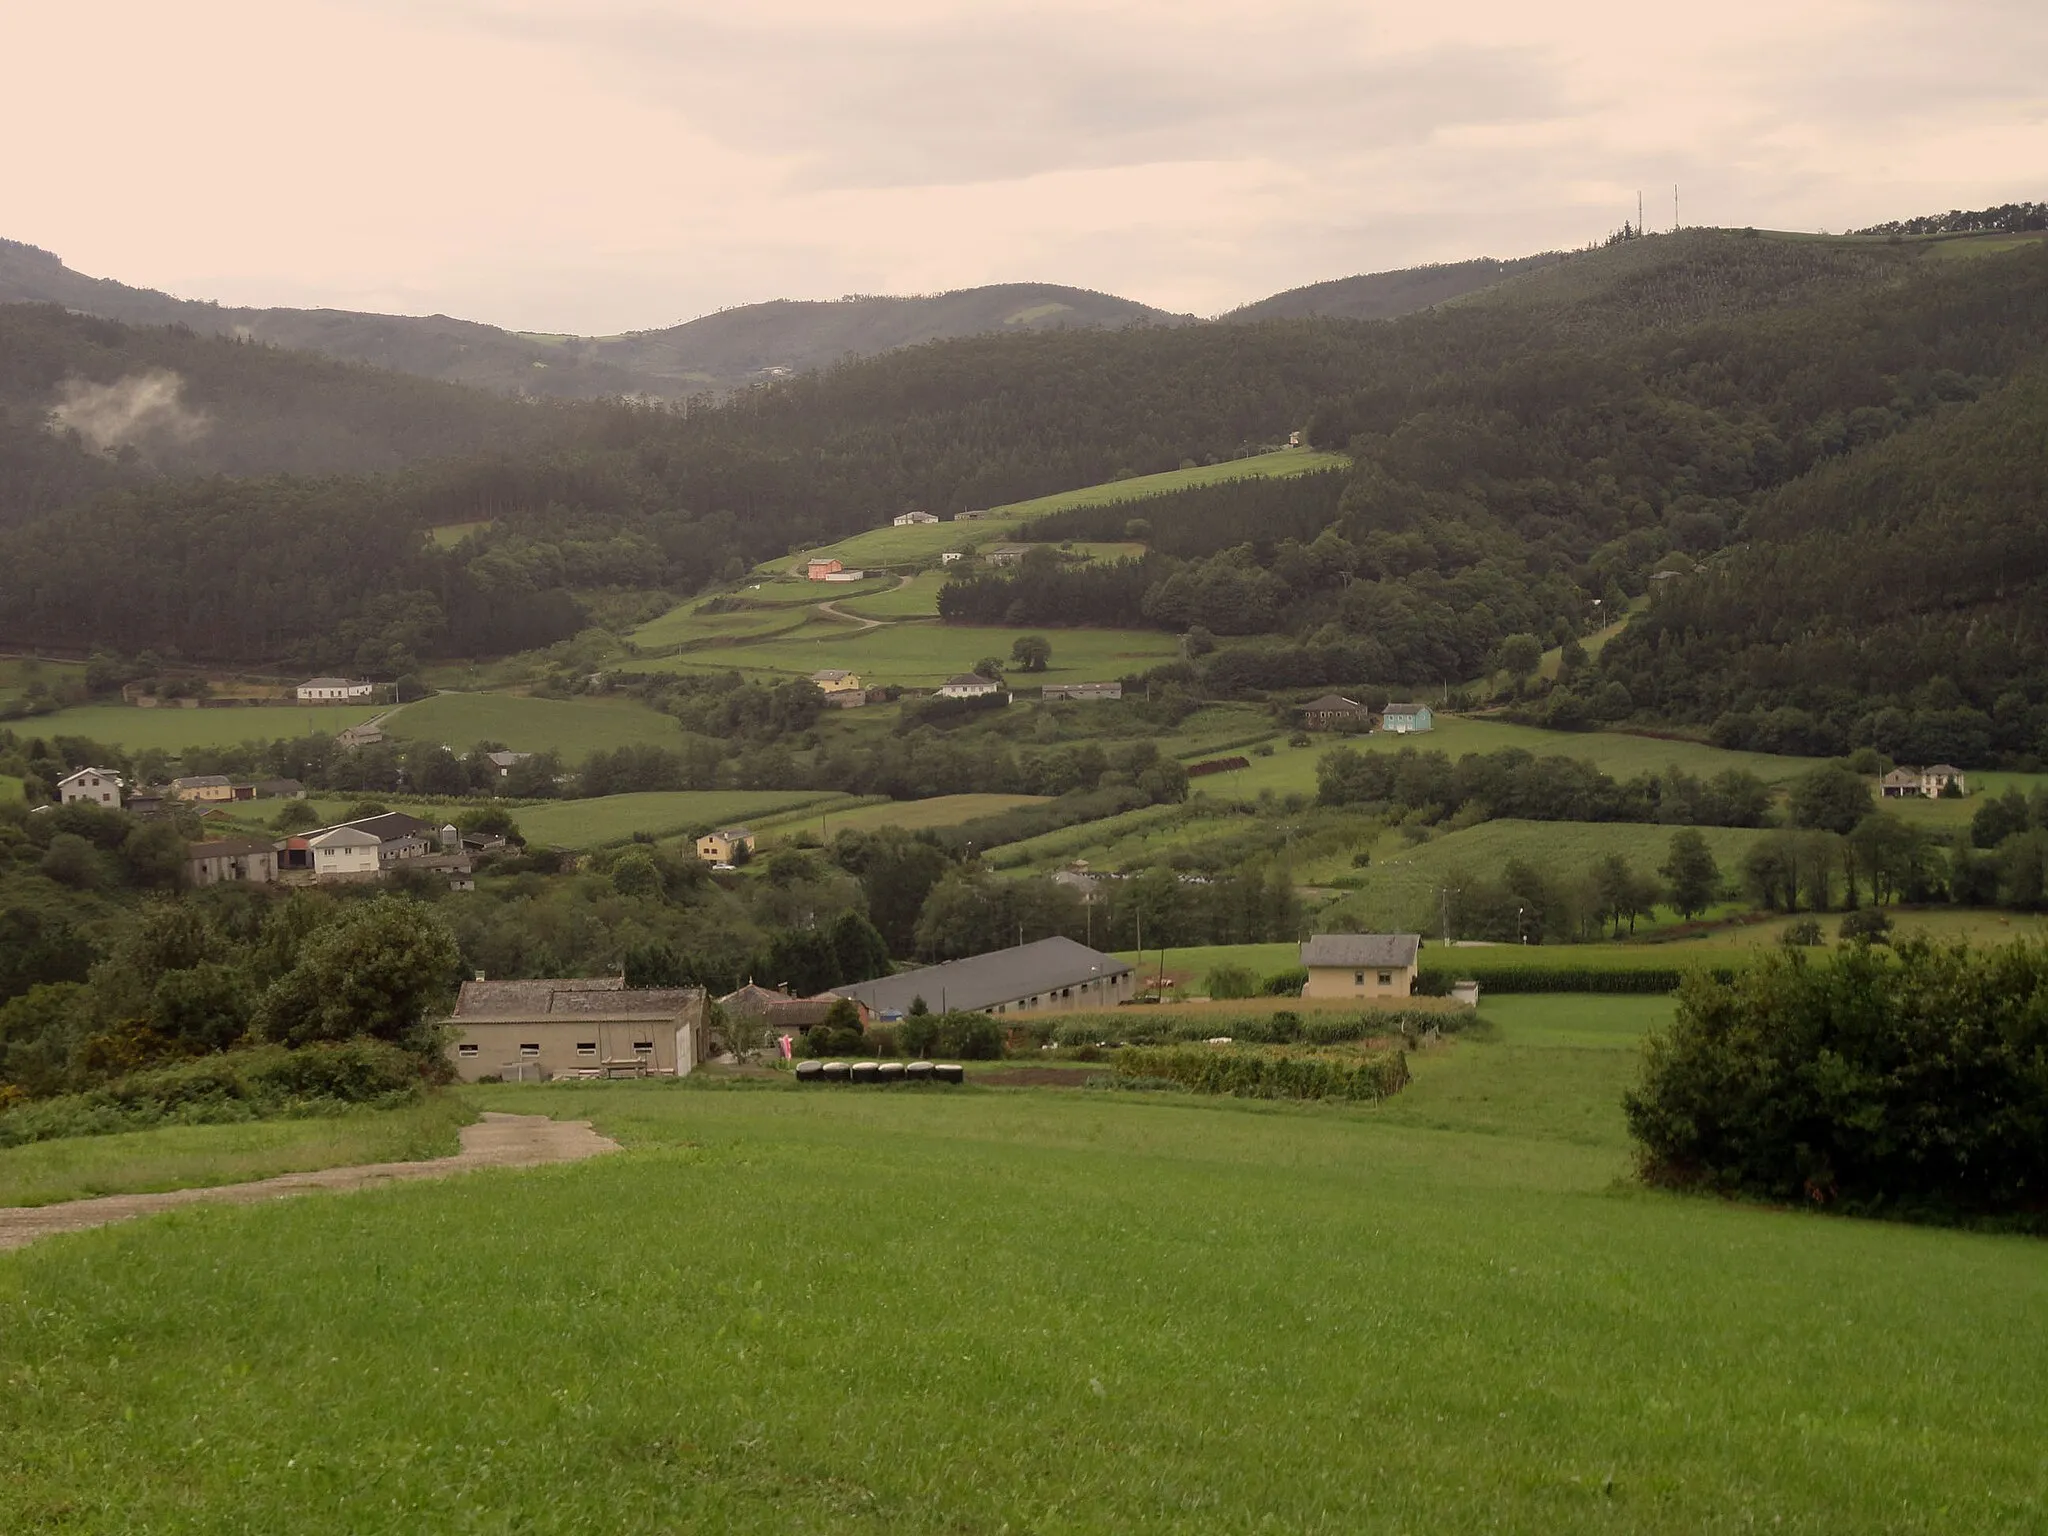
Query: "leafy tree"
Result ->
[[1789, 763, 1872, 835], [611, 849, 662, 898], [254, 896, 461, 1053], [1497, 632, 1543, 684], [273, 800, 322, 833], [972, 657, 1006, 681], [1659, 829, 1721, 921], [1009, 635, 1052, 673], [149, 962, 253, 1052], [1837, 907, 1894, 945], [828, 909, 892, 983]]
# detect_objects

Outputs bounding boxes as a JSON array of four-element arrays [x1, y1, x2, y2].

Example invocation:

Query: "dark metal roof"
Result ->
[[1300, 933, 1422, 969], [833, 937, 1131, 1016], [451, 978, 702, 1023]]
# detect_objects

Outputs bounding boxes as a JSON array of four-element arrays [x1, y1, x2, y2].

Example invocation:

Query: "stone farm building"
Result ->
[[185, 838, 277, 887], [810, 670, 865, 707], [1881, 765, 1969, 799], [442, 977, 709, 1082], [336, 722, 386, 749], [296, 677, 375, 703], [56, 767, 123, 807], [1041, 682, 1123, 701], [1297, 694, 1372, 730], [982, 544, 1033, 567], [806, 558, 844, 580], [1300, 933, 1422, 999], [892, 510, 939, 525], [833, 937, 1133, 1019]]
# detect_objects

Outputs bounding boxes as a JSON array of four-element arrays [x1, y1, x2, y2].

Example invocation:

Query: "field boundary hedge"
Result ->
[[1416, 965, 1738, 995], [0, 1041, 429, 1148], [1114, 1045, 1410, 1102]]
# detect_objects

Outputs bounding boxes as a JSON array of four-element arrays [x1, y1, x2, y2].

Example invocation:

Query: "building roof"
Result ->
[[1881, 768, 1922, 784], [703, 826, 752, 840], [811, 670, 855, 681], [339, 811, 436, 843], [1383, 702, 1429, 715], [944, 673, 997, 687], [298, 676, 362, 688], [186, 838, 275, 859], [719, 983, 792, 1016], [833, 937, 1132, 1016], [57, 766, 122, 785], [1297, 694, 1364, 712], [1926, 764, 1964, 776], [308, 826, 381, 849], [171, 775, 233, 789], [485, 751, 530, 768], [450, 978, 702, 1024], [255, 778, 304, 794], [1301, 933, 1423, 970]]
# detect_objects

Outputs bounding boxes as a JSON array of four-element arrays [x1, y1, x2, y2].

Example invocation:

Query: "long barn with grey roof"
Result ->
[[832, 937, 1133, 1018]]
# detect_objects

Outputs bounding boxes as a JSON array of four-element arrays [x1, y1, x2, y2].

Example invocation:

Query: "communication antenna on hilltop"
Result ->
[[1638, 190, 1645, 238], [1674, 184, 1681, 231]]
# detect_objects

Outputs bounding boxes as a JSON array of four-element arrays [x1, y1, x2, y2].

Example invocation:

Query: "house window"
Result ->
[[576, 1042, 597, 1058], [1378, 972, 1392, 986], [458, 1043, 479, 1058], [632, 1041, 654, 1055], [519, 1043, 540, 1058], [1354, 972, 1365, 985]]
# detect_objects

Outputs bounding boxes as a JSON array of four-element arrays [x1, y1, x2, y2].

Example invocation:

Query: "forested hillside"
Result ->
[[0, 304, 586, 520], [3, 224, 2047, 767], [1223, 254, 1565, 322]]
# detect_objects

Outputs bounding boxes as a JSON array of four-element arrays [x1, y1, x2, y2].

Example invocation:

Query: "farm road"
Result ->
[[815, 571, 915, 629], [0, 1112, 618, 1252]]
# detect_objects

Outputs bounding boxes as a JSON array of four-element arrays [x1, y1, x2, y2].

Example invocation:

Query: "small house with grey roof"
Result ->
[[1299, 933, 1421, 1000]]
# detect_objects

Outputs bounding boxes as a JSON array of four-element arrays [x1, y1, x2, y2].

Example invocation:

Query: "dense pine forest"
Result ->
[[2, 224, 2047, 764]]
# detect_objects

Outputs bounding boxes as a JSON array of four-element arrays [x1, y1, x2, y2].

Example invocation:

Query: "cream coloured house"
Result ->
[[695, 827, 754, 864], [810, 669, 863, 697], [57, 767, 123, 807], [1300, 934, 1421, 999], [307, 825, 381, 878]]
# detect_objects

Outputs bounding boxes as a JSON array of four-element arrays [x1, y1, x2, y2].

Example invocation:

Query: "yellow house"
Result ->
[[809, 669, 863, 696], [695, 827, 754, 864], [1300, 934, 1421, 999], [168, 775, 240, 803]]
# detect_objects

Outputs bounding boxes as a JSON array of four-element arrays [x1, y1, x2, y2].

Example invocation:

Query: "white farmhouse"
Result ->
[[296, 677, 375, 703], [56, 767, 123, 808], [892, 510, 939, 526], [939, 674, 1003, 699], [306, 825, 381, 878]]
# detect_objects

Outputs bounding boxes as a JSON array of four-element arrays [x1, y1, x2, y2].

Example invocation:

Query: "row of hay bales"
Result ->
[[795, 1060, 965, 1085]]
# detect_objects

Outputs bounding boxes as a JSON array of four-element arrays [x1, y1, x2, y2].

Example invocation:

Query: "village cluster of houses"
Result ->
[[803, 542, 1034, 583], [436, 930, 1429, 1081]]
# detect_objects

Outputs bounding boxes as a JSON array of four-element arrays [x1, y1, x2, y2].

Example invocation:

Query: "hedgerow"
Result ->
[[1113, 1046, 1410, 1102]]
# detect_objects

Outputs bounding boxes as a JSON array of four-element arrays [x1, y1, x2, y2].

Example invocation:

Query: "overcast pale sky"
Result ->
[[5, 0, 2043, 333]]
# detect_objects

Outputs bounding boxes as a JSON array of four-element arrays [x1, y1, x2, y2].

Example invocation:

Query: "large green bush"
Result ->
[[1625, 941, 2048, 1223], [0, 1040, 428, 1148], [1114, 1046, 1410, 1103]]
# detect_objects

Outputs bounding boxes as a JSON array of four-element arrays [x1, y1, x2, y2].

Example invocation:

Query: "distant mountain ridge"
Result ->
[[0, 238, 1571, 401]]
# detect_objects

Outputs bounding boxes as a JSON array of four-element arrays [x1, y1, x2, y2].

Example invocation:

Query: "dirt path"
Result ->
[[815, 571, 916, 630], [0, 1112, 618, 1253]]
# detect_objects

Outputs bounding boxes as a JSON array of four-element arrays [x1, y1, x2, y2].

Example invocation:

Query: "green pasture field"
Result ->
[[8, 994, 2047, 1530], [381, 692, 681, 760], [640, 621, 1182, 689], [512, 790, 839, 847], [747, 576, 897, 608], [0, 1099, 473, 1209], [628, 602, 818, 651], [1878, 772, 2048, 829], [9, 702, 385, 754], [1065, 540, 1148, 561], [0, 775, 24, 805], [1322, 818, 1774, 933], [835, 570, 951, 619], [750, 793, 1051, 847], [763, 448, 1349, 574], [426, 520, 493, 548], [1210, 716, 1819, 800]]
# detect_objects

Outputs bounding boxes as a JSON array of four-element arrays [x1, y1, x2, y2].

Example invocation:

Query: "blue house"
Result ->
[[1381, 702, 1434, 734]]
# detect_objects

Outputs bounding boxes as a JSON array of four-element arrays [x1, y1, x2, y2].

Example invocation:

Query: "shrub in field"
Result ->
[[1625, 941, 2048, 1223], [1415, 965, 1703, 995], [1203, 964, 1261, 999], [892, 1010, 1003, 1059], [0, 1041, 426, 1148], [1115, 1046, 1410, 1102], [1262, 966, 1309, 996]]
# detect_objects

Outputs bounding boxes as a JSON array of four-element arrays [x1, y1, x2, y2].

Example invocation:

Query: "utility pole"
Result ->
[[1638, 189, 1644, 238], [1673, 184, 1680, 232]]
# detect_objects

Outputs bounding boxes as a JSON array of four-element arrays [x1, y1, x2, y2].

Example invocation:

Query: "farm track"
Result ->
[[0, 1112, 618, 1252], [815, 571, 915, 629]]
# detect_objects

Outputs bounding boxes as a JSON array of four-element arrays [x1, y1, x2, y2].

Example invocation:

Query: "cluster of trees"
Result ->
[[1627, 939, 2048, 1224], [1850, 203, 2048, 237], [1, 893, 460, 1099], [1315, 745, 1772, 828], [1432, 830, 1724, 945]]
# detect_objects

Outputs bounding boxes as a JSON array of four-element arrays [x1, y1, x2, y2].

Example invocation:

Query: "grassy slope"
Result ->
[[13, 702, 385, 754], [0, 774, 23, 806], [772, 447, 1347, 573], [230, 790, 843, 849], [5, 1001, 2046, 1530], [0, 1099, 474, 1208], [635, 620, 1181, 688], [381, 692, 682, 759], [748, 793, 1051, 847]]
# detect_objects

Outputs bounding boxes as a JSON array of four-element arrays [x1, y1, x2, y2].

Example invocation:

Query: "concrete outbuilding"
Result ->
[[442, 978, 709, 1081]]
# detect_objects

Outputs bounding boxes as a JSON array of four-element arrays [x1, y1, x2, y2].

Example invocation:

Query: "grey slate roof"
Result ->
[[451, 978, 702, 1023], [1297, 694, 1365, 712], [1300, 933, 1422, 969], [832, 937, 1131, 1016]]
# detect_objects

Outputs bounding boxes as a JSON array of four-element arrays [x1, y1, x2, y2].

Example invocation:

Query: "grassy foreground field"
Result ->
[[0, 1099, 473, 1208], [4, 996, 2045, 1531]]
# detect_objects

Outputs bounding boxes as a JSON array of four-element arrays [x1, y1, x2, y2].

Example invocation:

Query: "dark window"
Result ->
[[632, 1041, 654, 1054], [458, 1043, 479, 1058], [519, 1043, 540, 1058]]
